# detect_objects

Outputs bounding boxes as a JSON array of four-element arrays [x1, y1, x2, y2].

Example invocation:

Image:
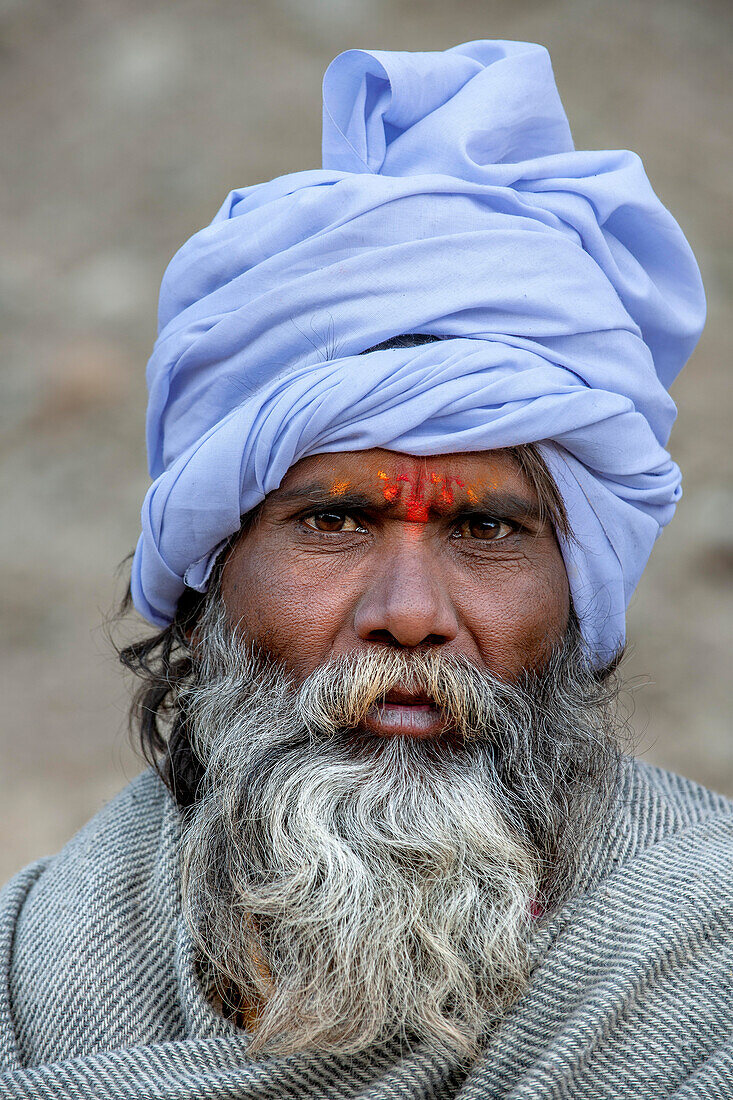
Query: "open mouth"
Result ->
[[362, 688, 449, 740]]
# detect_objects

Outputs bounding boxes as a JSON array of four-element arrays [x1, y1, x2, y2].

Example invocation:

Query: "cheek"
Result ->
[[220, 543, 356, 680], [459, 550, 570, 678]]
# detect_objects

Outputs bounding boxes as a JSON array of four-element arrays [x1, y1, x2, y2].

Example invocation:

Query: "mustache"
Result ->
[[297, 647, 533, 743], [186, 616, 564, 762]]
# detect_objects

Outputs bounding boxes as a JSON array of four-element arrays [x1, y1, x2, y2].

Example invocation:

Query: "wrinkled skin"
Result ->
[[221, 449, 570, 724]]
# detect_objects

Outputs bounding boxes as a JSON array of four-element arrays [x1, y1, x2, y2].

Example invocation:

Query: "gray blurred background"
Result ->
[[1, 0, 731, 880]]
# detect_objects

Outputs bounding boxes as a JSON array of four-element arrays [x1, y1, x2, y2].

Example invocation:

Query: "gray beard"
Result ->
[[178, 598, 622, 1060]]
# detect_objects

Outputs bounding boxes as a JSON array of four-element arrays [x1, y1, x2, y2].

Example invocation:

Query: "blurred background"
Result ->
[[1, 0, 731, 880]]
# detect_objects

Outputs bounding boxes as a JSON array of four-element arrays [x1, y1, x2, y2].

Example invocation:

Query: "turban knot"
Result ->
[[132, 39, 705, 663]]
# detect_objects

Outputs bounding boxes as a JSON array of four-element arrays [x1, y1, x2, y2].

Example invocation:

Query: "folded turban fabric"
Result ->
[[131, 39, 705, 664]]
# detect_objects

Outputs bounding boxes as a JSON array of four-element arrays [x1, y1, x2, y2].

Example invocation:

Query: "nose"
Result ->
[[353, 543, 460, 648]]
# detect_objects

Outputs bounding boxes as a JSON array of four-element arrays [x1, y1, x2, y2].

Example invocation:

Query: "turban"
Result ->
[[131, 39, 705, 664]]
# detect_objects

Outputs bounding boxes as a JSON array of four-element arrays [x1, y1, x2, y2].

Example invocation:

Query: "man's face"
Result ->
[[220, 448, 570, 738], [181, 453, 619, 1059]]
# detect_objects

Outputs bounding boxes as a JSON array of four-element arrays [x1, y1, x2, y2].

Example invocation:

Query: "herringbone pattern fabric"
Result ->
[[0, 761, 731, 1098]]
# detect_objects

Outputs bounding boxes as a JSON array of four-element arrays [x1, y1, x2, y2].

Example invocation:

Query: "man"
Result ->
[[0, 39, 730, 1099]]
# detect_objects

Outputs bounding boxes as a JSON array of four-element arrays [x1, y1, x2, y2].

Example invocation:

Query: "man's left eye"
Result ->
[[303, 511, 365, 533], [452, 515, 515, 541]]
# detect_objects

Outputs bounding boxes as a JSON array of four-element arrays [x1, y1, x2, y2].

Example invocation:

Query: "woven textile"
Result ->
[[1, 761, 731, 1098]]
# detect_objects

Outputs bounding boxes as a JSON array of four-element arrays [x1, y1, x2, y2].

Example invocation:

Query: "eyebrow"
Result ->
[[272, 482, 544, 524]]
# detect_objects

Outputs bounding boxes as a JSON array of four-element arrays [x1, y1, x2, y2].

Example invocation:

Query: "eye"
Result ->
[[303, 510, 366, 533], [452, 514, 515, 541]]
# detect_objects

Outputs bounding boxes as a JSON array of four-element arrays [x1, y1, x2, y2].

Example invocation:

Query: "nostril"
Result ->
[[363, 629, 396, 642], [364, 629, 451, 650], [363, 629, 406, 647]]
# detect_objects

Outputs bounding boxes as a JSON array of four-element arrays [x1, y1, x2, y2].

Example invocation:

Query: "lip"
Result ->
[[362, 696, 449, 739]]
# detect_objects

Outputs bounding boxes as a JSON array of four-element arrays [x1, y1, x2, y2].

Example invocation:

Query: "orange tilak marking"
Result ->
[[329, 479, 351, 496], [374, 467, 482, 519], [377, 468, 405, 504], [405, 499, 430, 522], [402, 465, 429, 522], [405, 465, 427, 522], [373, 468, 498, 518]]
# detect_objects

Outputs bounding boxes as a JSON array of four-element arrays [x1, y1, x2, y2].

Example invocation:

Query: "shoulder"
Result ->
[[548, 760, 733, 1023], [615, 758, 733, 879], [0, 770, 187, 1067], [10, 769, 174, 924], [574, 759, 733, 930], [500, 764, 733, 1092], [539, 759, 733, 1019], [624, 757, 733, 831]]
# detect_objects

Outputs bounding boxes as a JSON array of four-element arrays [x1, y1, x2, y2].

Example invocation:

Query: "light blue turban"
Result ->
[[132, 39, 705, 664]]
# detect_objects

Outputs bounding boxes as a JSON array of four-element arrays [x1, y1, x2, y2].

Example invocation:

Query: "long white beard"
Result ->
[[179, 600, 620, 1059]]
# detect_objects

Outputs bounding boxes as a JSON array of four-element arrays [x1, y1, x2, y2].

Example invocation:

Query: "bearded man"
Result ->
[[1, 39, 731, 1100]]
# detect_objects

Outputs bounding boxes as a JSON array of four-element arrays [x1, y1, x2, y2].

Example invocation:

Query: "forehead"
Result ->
[[277, 448, 535, 501]]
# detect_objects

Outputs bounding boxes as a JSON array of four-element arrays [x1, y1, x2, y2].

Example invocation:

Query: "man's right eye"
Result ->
[[303, 511, 365, 533]]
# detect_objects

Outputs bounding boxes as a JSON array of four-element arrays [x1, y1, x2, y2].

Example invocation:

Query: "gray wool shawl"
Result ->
[[1, 760, 732, 1099]]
